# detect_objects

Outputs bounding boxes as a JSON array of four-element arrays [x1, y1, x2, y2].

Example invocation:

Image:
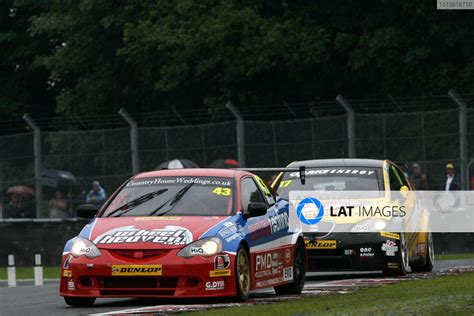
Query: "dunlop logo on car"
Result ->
[[209, 269, 231, 277], [62, 270, 72, 277], [305, 240, 337, 249], [380, 232, 400, 240], [111, 265, 162, 276]]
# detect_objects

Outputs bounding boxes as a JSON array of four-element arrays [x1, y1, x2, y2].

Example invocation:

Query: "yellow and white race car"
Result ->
[[272, 159, 434, 275]]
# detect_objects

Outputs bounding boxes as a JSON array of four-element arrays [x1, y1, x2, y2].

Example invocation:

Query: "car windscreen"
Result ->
[[101, 176, 234, 217], [276, 167, 383, 198]]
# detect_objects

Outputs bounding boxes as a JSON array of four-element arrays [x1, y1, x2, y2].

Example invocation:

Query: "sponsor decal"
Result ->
[[205, 280, 225, 291], [255, 252, 284, 278], [214, 255, 231, 270], [94, 226, 193, 246], [269, 211, 289, 234], [126, 177, 232, 187], [283, 267, 293, 281], [359, 247, 375, 259], [67, 280, 75, 290], [344, 249, 356, 256], [218, 226, 238, 238], [62, 269, 72, 277], [135, 216, 181, 221], [225, 234, 239, 243], [210, 269, 231, 277], [256, 277, 284, 288], [289, 168, 376, 178], [380, 232, 400, 240], [381, 240, 398, 256], [285, 249, 291, 263], [111, 265, 162, 276], [190, 247, 205, 255], [388, 262, 399, 269], [223, 222, 234, 228], [305, 240, 337, 249]]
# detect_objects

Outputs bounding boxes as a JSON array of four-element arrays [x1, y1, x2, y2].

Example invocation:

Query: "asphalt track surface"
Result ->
[[1, 259, 473, 316]]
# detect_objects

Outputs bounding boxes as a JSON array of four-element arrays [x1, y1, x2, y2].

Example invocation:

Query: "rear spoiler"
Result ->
[[236, 166, 306, 185]]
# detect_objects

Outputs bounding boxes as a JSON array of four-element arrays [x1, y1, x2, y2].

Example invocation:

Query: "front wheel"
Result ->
[[274, 243, 306, 295], [235, 246, 251, 301], [64, 297, 96, 307]]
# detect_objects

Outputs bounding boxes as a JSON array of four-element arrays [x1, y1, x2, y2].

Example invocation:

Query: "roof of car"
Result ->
[[133, 168, 249, 179], [286, 159, 387, 168]]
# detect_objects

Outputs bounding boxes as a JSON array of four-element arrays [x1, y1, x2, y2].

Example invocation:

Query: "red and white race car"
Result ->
[[60, 168, 306, 306]]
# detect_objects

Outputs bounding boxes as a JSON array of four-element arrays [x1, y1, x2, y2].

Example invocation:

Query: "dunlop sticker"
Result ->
[[62, 270, 72, 277], [209, 269, 231, 277], [380, 232, 400, 240], [305, 239, 337, 249], [111, 265, 162, 276]]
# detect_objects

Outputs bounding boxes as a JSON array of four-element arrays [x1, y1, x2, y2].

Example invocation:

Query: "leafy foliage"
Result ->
[[1, 0, 474, 122]]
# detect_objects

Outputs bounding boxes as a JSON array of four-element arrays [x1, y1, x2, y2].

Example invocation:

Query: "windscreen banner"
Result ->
[[288, 191, 474, 233]]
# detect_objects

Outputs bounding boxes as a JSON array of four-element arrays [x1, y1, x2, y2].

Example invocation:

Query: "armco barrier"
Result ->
[[1, 219, 473, 267]]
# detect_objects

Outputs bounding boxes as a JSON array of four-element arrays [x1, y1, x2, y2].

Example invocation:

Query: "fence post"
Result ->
[[336, 94, 356, 158], [34, 253, 43, 286], [23, 114, 42, 218], [448, 89, 468, 190], [7, 254, 16, 287], [119, 108, 140, 174], [225, 101, 246, 167]]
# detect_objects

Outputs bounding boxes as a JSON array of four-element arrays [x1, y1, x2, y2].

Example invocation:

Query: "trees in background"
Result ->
[[1, 0, 474, 124]]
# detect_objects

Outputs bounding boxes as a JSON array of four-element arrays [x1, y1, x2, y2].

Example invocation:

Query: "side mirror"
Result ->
[[243, 202, 268, 219], [400, 185, 410, 199], [77, 204, 99, 219]]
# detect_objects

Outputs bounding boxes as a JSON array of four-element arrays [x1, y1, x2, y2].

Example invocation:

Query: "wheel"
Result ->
[[64, 297, 96, 307], [235, 245, 251, 301], [274, 242, 306, 295], [383, 233, 409, 276], [411, 232, 434, 273]]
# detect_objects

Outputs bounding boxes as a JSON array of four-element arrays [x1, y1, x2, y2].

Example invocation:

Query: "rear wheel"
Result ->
[[274, 242, 306, 295], [64, 297, 96, 307], [235, 246, 251, 301], [411, 232, 434, 273], [383, 233, 408, 276]]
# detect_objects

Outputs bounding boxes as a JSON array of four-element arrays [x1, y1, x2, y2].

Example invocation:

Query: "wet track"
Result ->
[[1, 259, 473, 316]]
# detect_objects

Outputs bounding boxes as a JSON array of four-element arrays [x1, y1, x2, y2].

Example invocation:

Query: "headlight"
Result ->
[[177, 237, 222, 258], [70, 237, 101, 258], [351, 219, 388, 232]]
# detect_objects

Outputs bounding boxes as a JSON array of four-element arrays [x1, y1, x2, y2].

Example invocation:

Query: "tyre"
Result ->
[[64, 297, 96, 307], [383, 233, 409, 276], [411, 232, 434, 273], [235, 245, 251, 301], [274, 242, 306, 295]]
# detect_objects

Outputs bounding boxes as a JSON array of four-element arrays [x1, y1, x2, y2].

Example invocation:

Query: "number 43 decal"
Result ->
[[212, 187, 232, 196]]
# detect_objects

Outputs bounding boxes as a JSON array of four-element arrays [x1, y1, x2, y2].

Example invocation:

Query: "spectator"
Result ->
[[86, 181, 107, 207], [48, 190, 69, 218], [409, 163, 428, 190], [444, 163, 460, 191], [5, 194, 35, 218]]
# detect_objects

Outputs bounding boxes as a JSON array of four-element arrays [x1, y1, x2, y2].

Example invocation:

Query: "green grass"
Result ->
[[436, 253, 474, 261], [0, 267, 61, 280], [194, 272, 474, 316]]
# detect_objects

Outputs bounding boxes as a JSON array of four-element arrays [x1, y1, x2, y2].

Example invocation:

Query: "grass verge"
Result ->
[[194, 272, 474, 316], [0, 267, 61, 280], [436, 253, 474, 261]]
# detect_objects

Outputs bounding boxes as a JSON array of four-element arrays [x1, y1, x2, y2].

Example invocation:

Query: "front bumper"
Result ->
[[305, 232, 401, 271], [59, 248, 236, 298]]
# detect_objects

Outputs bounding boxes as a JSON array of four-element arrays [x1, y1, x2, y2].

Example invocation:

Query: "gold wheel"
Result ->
[[237, 248, 250, 297]]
